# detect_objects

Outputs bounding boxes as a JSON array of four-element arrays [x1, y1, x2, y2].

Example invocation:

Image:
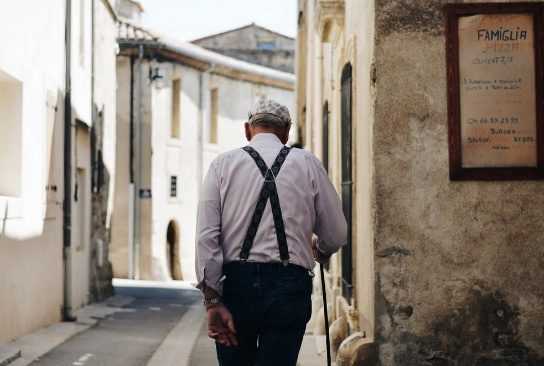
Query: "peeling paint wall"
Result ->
[[373, 0, 544, 364], [89, 0, 117, 302]]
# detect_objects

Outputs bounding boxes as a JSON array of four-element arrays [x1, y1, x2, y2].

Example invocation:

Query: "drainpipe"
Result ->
[[90, 0, 97, 196], [128, 55, 135, 279], [132, 44, 144, 280], [63, 0, 76, 322]]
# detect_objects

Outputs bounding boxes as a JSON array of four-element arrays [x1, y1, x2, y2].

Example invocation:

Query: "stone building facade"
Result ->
[[111, 20, 295, 282], [0, 0, 116, 343], [297, 0, 544, 365], [193, 23, 295, 73]]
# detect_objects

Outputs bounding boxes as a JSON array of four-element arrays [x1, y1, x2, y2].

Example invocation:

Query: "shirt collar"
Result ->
[[249, 133, 283, 146]]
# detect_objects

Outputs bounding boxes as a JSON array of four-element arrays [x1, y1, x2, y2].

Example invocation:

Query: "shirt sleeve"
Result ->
[[195, 160, 224, 296], [309, 155, 348, 255]]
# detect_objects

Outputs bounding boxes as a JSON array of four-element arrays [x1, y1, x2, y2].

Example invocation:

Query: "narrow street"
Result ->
[[18, 281, 322, 366], [27, 281, 201, 366]]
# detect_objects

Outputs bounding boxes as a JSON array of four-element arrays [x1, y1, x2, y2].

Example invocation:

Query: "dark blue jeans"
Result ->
[[216, 262, 313, 366]]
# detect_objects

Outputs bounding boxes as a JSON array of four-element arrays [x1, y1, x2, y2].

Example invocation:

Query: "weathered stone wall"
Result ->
[[88, 0, 118, 301], [90, 109, 114, 302], [194, 24, 295, 73], [373, 0, 544, 365], [194, 24, 295, 50], [205, 48, 295, 74]]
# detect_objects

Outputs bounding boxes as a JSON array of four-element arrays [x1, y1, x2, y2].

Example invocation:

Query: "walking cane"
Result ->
[[319, 263, 332, 366]]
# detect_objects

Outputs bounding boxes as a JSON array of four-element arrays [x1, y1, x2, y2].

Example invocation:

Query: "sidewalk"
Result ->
[[0, 295, 134, 366]]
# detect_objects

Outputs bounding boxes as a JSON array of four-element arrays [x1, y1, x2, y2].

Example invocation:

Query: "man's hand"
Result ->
[[207, 304, 238, 347], [312, 237, 332, 265]]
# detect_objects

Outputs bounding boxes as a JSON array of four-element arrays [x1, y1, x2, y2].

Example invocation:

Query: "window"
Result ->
[[170, 176, 178, 198], [0, 70, 23, 197], [257, 40, 276, 50], [79, 0, 86, 66], [209, 88, 219, 144], [322, 101, 329, 172], [340, 63, 353, 299], [171, 79, 181, 138], [74, 168, 87, 251]]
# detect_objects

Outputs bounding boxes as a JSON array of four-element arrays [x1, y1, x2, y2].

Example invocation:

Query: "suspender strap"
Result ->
[[240, 146, 291, 263]]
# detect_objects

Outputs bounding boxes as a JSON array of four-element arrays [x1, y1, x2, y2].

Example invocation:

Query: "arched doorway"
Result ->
[[166, 220, 183, 280], [340, 63, 353, 299]]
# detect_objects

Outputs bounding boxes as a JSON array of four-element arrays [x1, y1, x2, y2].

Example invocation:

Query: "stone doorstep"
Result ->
[[0, 295, 135, 366], [0, 345, 21, 366]]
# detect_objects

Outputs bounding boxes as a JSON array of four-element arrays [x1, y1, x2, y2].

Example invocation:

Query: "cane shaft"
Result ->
[[320, 263, 332, 366]]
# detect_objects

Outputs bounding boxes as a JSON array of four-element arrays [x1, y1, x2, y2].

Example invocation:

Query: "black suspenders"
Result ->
[[240, 145, 291, 265]]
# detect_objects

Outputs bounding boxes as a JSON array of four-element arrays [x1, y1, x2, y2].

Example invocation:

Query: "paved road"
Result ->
[[29, 283, 200, 366]]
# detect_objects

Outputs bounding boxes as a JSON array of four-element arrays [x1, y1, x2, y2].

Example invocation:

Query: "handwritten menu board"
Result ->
[[459, 14, 536, 168], [446, 4, 544, 180]]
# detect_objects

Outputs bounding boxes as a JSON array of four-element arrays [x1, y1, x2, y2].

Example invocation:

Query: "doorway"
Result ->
[[166, 220, 183, 280]]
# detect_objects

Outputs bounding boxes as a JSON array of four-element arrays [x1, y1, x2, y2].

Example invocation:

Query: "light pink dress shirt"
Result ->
[[195, 133, 347, 294]]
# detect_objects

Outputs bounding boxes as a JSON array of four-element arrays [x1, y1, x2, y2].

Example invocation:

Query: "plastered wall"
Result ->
[[0, 0, 65, 342], [373, 0, 544, 364]]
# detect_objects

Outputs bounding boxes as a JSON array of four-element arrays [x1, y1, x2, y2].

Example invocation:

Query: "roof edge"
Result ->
[[192, 22, 295, 43], [118, 20, 295, 88]]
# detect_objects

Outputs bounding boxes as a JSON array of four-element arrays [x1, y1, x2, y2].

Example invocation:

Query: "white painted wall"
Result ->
[[0, 0, 65, 342], [0, 0, 65, 238], [0, 0, 117, 340], [71, 0, 93, 126]]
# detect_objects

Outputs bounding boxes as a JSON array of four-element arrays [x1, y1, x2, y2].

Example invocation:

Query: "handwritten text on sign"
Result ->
[[459, 14, 537, 168]]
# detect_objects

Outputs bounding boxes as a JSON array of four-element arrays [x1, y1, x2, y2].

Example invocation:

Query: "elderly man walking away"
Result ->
[[195, 97, 347, 366]]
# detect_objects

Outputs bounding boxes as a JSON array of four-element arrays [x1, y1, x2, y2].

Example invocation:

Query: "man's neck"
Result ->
[[251, 132, 282, 142]]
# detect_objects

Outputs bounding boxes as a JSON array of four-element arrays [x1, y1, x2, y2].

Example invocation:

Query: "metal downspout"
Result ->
[[91, 0, 99, 179], [128, 55, 135, 279], [63, 0, 76, 322], [132, 44, 144, 280]]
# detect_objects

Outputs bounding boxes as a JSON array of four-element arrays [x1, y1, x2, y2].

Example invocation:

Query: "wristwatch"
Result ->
[[203, 296, 222, 308]]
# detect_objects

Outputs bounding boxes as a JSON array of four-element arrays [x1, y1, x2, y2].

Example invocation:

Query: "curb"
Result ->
[[146, 305, 206, 366], [1, 295, 135, 366], [0, 345, 21, 366]]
